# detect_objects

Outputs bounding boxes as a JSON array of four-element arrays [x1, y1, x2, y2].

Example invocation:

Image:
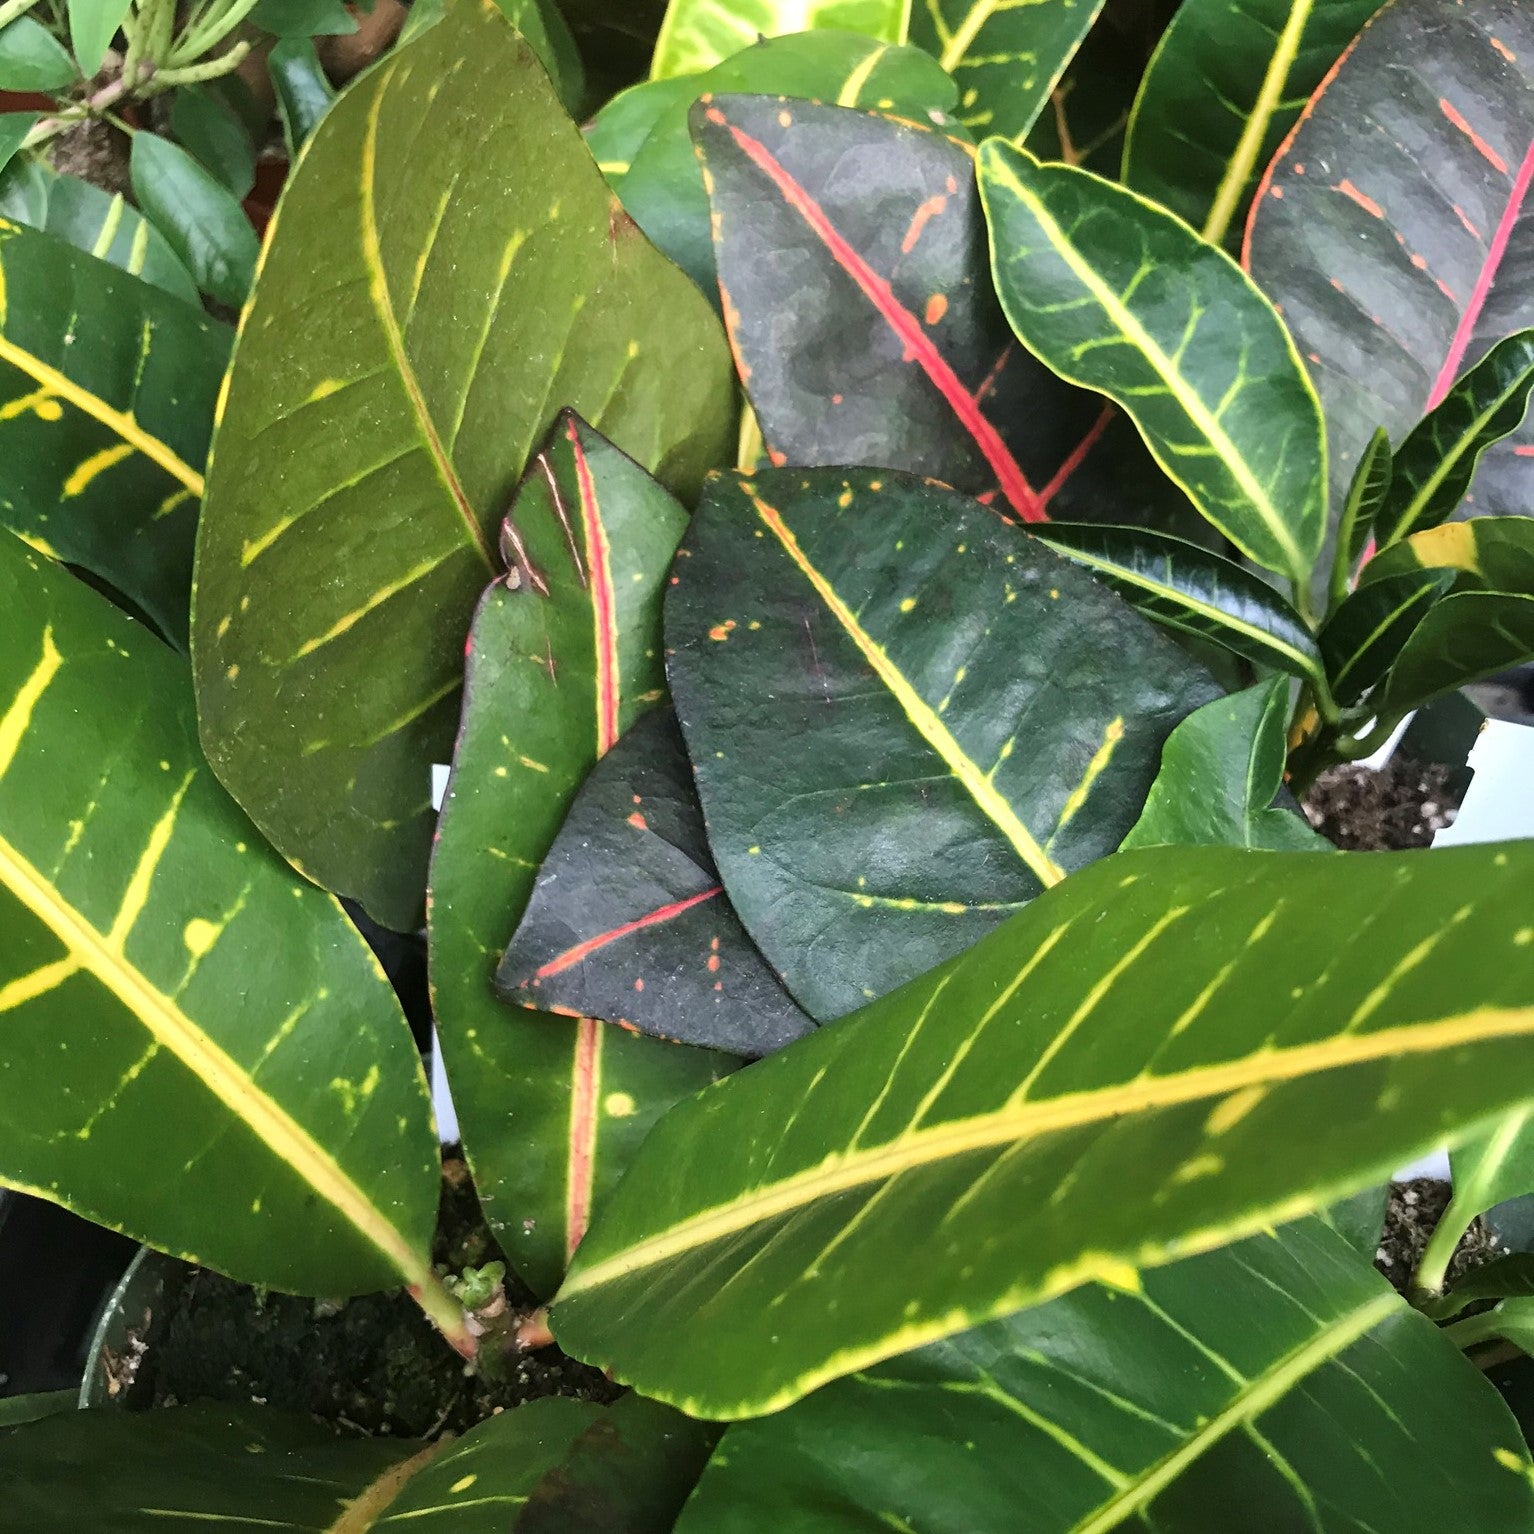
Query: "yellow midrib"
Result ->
[[991, 159, 1307, 578], [940, 0, 998, 69], [0, 824, 426, 1286], [557, 1001, 1534, 1297], [753, 495, 1064, 888], [1201, 0, 1314, 245]]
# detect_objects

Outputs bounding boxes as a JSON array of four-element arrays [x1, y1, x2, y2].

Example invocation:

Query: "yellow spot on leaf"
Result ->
[[183, 919, 220, 958], [605, 1092, 636, 1118], [450, 1474, 478, 1493], [1205, 1085, 1267, 1136], [709, 620, 737, 641]]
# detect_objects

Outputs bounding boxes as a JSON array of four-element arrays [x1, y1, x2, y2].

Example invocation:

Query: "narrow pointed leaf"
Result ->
[[651, 0, 908, 78], [1334, 424, 1393, 593], [1037, 521, 1324, 683], [622, 37, 959, 296], [192, 1, 734, 930], [498, 708, 814, 1058], [552, 840, 1534, 1418], [67, 0, 133, 76], [665, 467, 1218, 1021], [1122, 0, 1382, 247], [0, 1395, 714, 1530], [1244, 0, 1534, 519], [1321, 568, 1454, 704], [1122, 678, 1328, 851], [1376, 591, 1534, 714], [675, 1220, 1534, 1532], [429, 415, 730, 1294], [909, 0, 1106, 144], [0, 535, 439, 1297], [1375, 329, 1534, 548], [693, 94, 1102, 521], [980, 143, 1327, 581], [1442, 1253, 1534, 1307], [0, 224, 226, 643]]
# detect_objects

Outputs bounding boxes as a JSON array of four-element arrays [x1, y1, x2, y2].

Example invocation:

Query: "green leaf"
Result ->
[[1333, 424, 1393, 599], [979, 142, 1327, 583], [0, 1395, 715, 1529], [250, 0, 357, 37], [551, 839, 1534, 1418], [1244, 0, 1534, 520], [0, 535, 440, 1298], [0, 113, 37, 179], [67, 0, 132, 75], [586, 75, 696, 187], [129, 132, 258, 308], [675, 1219, 1534, 1532], [268, 36, 334, 158], [0, 1392, 75, 1428], [1036, 522, 1325, 684], [621, 34, 959, 297], [398, 0, 587, 113], [0, 162, 199, 303], [429, 414, 732, 1293], [170, 85, 256, 201], [1122, 0, 1381, 247], [1453, 1110, 1534, 1230], [497, 708, 814, 1057], [909, 0, 1106, 144], [1376, 592, 1534, 714], [1322, 568, 1455, 705], [1121, 679, 1328, 852], [0, 17, 75, 92], [693, 93, 1102, 523], [1364, 516, 1534, 597], [651, 0, 908, 78], [1374, 330, 1534, 549], [1443, 1252, 1534, 1307], [0, 223, 227, 642], [191, 1, 734, 931], [665, 467, 1218, 1021]]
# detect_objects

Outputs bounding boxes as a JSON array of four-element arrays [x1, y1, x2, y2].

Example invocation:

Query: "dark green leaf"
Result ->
[[0, 1392, 75, 1428], [1037, 521, 1325, 683], [651, 0, 907, 77], [1445, 1253, 1534, 1306], [251, 0, 357, 36], [1322, 568, 1455, 704], [1244, 0, 1534, 520], [0, 17, 75, 92], [268, 36, 334, 157], [552, 838, 1534, 1417], [1363, 516, 1534, 598], [1323, 1181, 1389, 1259], [665, 467, 1218, 1020], [0, 535, 440, 1298], [170, 85, 256, 201], [693, 93, 1102, 522], [0, 114, 38, 179], [429, 414, 731, 1293], [498, 708, 814, 1057], [1334, 424, 1393, 594], [980, 142, 1327, 583], [1451, 1110, 1534, 1224], [621, 34, 959, 297], [129, 132, 258, 308], [1376, 592, 1534, 713], [0, 151, 48, 223], [1121, 678, 1329, 851], [1375, 330, 1534, 548], [586, 75, 696, 188], [0, 223, 227, 641], [67, 0, 132, 75], [909, 0, 1106, 144], [675, 1220, 1534, 1532], [192, 3, 734, 930], [1122, 0, 1382, 246]]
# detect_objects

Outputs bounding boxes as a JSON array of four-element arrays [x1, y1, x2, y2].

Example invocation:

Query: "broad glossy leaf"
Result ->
[[1321, 568, 1454, 704], [129, 133, 258, 308], [666, 467, 1218, 1021], [0, 1395, 714, 1529], [429, 415, 730, 1293], [674, 1219, 1534, 1531], [1122, 0, 1381, 246], [251, 0, 355, 35], [0, 163, 199, 303], [1364, 515, 1534, 596], [170, 86, 256, 202], [0, 223, 226, 642], [1037, 521, 1325, 683], [1244, 0, 1534, 519], [0, 114, 36, 179], [0, 18, 74, 91], [192, 1, 734, 930], [1452, 1110, 1534, 1231], [1334, 424, 1393, 593], [67, 0, 131, 75], [587, 75, 698, 186], [909, 0, 1105, 144], [553, 839, 1534, 1417], [651, 0, 908, 78], [0, 535, 439, 1297], [980, 143, 1327, 582], [1375, 330, 1534, 548], [621, 35, 959, 296], [268, 37, 334, 157], [694, 93, 1104, 521], [1377, 592, 1534, 713], [498, 708, 814, 1057], [1121, 678, 1328, 851]]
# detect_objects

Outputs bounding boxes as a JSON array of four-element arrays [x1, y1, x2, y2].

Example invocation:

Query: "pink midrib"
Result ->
[[567, 419, 621, 753], [566, 1017, 602, 1261], [723, 120, 1046, 523]]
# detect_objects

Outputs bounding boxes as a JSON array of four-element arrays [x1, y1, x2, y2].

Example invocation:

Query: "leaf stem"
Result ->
[[1444, 1309, 1505, 1353], [141, 40, 250, 92], [0, 0, 43, 30], [408, 1268, 479, 1361], [168, 0, 262, 67], [1412, 1191, 1480, 1303]]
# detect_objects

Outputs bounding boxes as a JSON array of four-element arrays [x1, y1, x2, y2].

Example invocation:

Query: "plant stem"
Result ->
[[21, 73, 137, 151], [1412, 1191, 1480, 1303], [0, 0, 43, 31], [1290, 575, 1321, 630], [142, 40, 250, 91], [167, 0, 262, 67], [408, 1268, 479, 1361], [1444, 1309, 1504, 1352]]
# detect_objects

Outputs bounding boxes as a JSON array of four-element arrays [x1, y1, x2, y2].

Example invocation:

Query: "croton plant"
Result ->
[[1, 0, 1533, 1525]]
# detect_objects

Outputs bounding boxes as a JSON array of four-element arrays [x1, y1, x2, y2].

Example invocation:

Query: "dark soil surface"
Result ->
[[1373, 1179, 1504, 1294], [139, 1156, 617, 1438], [1303, 761, 1458, 850]]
